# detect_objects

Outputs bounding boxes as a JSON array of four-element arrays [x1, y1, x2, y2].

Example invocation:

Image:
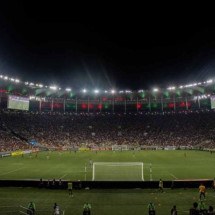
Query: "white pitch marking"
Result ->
[[169, 173, 178, 179], [0, 167, 25, 176], [59, 173, 68, 179]]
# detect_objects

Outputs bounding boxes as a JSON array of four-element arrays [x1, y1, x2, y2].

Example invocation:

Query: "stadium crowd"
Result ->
[[0, 117, 29, 152], [0, 110, 215, 151]]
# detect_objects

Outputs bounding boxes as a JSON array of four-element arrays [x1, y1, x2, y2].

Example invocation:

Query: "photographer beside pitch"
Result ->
[[83, 202, 91, 215]]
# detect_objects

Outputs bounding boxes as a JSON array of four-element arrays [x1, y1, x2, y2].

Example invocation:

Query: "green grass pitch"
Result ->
[[0, 188, 215, 215], [0, 150, 215, 214], [0, 150, 215, 180]]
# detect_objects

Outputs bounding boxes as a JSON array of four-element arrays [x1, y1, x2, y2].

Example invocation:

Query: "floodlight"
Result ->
[[50, 86, 57, 90], [179, 85, 183, 89], [38, 84, 43, 88], [4, 76, 8, 80], [104, 90, 108, 93], [65, 88, 71, 92], [111, 90, 115, 94], [119, 90, 124, 94], [153, 88, 158, 92], [0, 75, 3, 78], [138, 90, 144, 93], [206, 79, 213, 84], [29, 83, 34, 86], [82, 89, 87, 93], [10, 78, 15, 82], [167, 86, 175, 90], [125, 90, 132, 93], [29, 96, 36, 100], [94, 89, 99, 94], [15, 79, 20, 83]]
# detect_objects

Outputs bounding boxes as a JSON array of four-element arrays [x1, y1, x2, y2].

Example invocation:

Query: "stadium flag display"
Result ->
[[211, 95, 215, 109], [7, 95, 30, 111]]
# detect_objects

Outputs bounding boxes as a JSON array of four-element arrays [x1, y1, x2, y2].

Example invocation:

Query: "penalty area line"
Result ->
[[59, 173, 68, 179], [169, 173, 178, 179], [0, 167, 25, 176]]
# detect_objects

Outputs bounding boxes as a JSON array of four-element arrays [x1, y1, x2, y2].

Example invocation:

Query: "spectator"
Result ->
[[58, 179, 62, 189], [39, 178, 43, 188], [147, 202, 156, 215], [83, 202, 91, 215], [171, 205, 177, 215], [207, 206, 214, 215], [53, 203, 60, 215], [68, 181, 73, 197], [190, 202, 200, 215], [1, 110, 215, 151], [27, 201, 35, 215], [198, 200, 207, 214], [159, 179, 164, 193]]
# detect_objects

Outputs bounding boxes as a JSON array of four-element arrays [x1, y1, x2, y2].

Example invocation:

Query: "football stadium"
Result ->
[[1, 3, 215, 215], [0, 75, 215, 215]]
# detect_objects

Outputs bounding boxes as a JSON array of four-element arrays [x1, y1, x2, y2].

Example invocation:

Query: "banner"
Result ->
[[11, 150, 24, 156], [79, 147, 90, 151]]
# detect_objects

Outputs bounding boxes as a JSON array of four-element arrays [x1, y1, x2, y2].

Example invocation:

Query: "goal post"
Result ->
[[92, 162, 144, 181]]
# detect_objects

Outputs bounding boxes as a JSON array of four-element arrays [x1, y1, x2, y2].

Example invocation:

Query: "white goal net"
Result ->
[[92, 162, 144, 181]]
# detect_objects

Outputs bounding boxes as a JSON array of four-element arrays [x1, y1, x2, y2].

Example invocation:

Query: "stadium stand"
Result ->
[[0, 110, 215, 151]]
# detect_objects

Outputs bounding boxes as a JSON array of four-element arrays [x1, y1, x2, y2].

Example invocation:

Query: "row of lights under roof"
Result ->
[[0, 74, 214, 94], [0, 75, 20, 83]]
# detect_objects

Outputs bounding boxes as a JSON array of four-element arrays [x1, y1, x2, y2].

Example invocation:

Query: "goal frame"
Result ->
[[92, 162, 144, 181]]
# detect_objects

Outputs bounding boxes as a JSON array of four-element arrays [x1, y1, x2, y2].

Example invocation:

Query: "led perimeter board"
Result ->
[[7, 95, 30, 111]]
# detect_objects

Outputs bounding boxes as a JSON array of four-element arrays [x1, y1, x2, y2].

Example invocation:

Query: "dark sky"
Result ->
[[0, 2, 215, 90]]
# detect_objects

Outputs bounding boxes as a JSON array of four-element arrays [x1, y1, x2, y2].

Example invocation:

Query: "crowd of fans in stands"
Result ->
[[0, 110, 215, 151]]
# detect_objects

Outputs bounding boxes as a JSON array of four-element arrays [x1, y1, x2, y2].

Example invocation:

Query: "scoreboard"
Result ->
[[7, 95, 30, 111]]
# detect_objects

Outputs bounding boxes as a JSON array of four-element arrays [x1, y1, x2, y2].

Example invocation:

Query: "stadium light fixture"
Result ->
[[82, 89, 87, 93], [94, 89, 99, 94], [206, 79, 213, 84], [119, 90, 124, 94], [111, 90, 115, 94], [50, 86, 57, 90], [65, 88, 71, 92], [138, 90, 144, 93], [29, 96, 36, 100], [125, 90, 132, 94], [104, 90, 108, 93], [153, 88, 159, 92], [167, 86, 176, 91], [0, 75, 3, 78], [38, 84, 43, 88], [4, 76, 8, 80], [15, 79, 20, 83]]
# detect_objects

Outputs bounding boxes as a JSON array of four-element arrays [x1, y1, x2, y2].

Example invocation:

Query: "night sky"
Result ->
[[0, 2, 215, 90]]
